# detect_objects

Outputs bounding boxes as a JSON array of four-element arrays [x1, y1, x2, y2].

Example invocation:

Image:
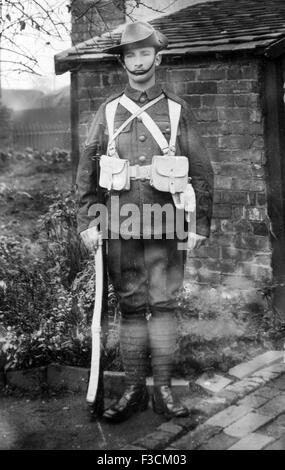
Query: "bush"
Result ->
[[0, 191, 121, 372]]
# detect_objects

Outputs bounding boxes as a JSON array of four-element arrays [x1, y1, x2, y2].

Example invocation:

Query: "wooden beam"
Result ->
[[263, 58, 285, 317], [70, 71, 79, 185]]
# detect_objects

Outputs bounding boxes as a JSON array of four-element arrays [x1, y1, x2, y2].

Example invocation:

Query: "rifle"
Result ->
[[86, 147, 108, 420]]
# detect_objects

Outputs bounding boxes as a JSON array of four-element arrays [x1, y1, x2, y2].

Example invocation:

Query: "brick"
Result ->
[[157, 422, 185, 437], [221, 246, 252, 262], [235, 234, 271, 251], [218, 108, 250, 122], [218, 135, 253, 150], [133, 431, 173, 450], [172, 412, 203, 431], [220, 191, 248, 205], [224, 412, 273, 438], [212, 204, 232, 218], [195, 374, 232, 394], [193, 396, 228, 417], [214, 176, 233, 190], [184, 95, 201, 108], [217, 80, 258, 94], [255, 386, 281, 399], [193, 109, 218, 122], [229, 352, 283, 380], [260, 423, 285, 439], [231, 149, 264, 163], [252, 365, 284, 381], [187, 82, 217, 94], [198, 68, 226, 80], [198, 432, 239, 450], [264, 437, 285, 450], [257, 394, 285, 418], [202, 94, 234, 107], [233, 94, 260, 107], [238, 393, 269, 409], [173, 425, 222, 450], [228, 432, 274, 450], [206, 405, 253, 428], [272, 375, 285, 391], [170, 69, 197, 81], [232, 179, 265, 191]]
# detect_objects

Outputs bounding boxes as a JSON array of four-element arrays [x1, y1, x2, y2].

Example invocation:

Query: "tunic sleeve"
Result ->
[[179, 103, 214, 238], [75, 103, 108, 234]]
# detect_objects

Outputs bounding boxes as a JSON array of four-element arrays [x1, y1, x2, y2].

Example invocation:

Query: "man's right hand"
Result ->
[[80, 226, 100, 251]]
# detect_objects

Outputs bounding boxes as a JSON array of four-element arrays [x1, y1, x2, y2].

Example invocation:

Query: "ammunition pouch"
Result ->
[[99, 155, 130, 191], [150, 155, 189, 194]]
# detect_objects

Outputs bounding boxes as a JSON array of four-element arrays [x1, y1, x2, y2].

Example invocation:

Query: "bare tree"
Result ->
[[0, 0, 71, 79]]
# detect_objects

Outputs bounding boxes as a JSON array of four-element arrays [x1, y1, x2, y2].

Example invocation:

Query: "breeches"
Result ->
[[107, 237, 186, 315]]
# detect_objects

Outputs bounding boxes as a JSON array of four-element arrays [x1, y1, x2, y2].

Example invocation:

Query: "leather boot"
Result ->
[[152, 385, 189, 419], [103, 385, 149, 423]]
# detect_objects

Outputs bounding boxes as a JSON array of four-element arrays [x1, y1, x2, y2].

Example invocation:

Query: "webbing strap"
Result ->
[[168, 99, 182, 153], [106, 94, 164, 153], [119, 94, 169, 153], [105, 97, 120, 140], [105, 94, 182, 156]]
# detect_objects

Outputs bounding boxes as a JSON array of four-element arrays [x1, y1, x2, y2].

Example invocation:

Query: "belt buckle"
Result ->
[[140, 165, 149, 181]]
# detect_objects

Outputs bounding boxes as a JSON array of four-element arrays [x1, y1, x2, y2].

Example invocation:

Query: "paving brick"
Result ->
[[238, 393, 269, 409], [173, 425, 222, 450], [252, 365, 283, 381], [157, 422, 185, 437], [172, 412, 203, 431], [254, 386, 280, 399], [260, 423, 285, 439], [198, 431, 239, 450], [228, 432, 274, 450], [133, 431, 173, 450], [229, 352, 283, 379], [224, 412, 273, 438], [195, 374, 232, 394], [257, 394, 285, 418], [206, 405, 253, 428], [271, 375, 285, 391], [264, 437, 285, 450], [193, 396, 228, 417], [274, 413, 285, 427], [217, 390, 240, 405]]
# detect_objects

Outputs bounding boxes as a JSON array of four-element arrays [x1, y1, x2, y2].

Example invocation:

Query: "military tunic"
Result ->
[[76, 83, 214, 314]]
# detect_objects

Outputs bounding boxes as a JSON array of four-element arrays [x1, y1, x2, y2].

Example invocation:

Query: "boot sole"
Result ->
[[103, 394, 149, 423]]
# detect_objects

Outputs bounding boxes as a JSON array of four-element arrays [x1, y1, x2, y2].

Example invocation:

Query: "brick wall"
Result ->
[[75, 54, 272, 290], [71, 0, 125, 44]]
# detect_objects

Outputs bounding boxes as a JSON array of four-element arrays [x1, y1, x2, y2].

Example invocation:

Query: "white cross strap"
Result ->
[[106, 94, 164, 154], [105, 93, 182, 156]]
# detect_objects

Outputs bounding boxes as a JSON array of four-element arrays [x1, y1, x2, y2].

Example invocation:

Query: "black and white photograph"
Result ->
[[0, 0, 285, 454]]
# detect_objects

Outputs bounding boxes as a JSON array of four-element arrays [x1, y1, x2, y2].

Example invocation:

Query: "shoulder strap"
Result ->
[[105, 97, 120, 145], [168, 99, 181, 154]]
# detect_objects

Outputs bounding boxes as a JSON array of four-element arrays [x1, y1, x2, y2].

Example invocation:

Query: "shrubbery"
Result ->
[[0, 190, 120, 372]]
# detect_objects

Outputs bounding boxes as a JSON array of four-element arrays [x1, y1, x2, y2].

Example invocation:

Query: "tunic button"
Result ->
[[139, 134, 146, 142], [139, 155, 146, 163], [137, 116, 143, 122], [165, 127, 171, 133], [139, 95, 147, 103]]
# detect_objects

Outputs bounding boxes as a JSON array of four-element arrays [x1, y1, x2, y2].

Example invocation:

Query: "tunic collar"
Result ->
[[124, 83, 163, 102]]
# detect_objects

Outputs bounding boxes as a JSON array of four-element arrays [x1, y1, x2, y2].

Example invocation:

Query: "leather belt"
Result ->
[[129, 164, 151, 180]]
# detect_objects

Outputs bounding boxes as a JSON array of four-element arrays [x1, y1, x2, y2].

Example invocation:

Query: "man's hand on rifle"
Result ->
[[80, 226, 100, 251]]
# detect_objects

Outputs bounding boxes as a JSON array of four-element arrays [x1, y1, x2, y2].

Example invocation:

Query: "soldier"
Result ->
[[76, 21, 214, 423]]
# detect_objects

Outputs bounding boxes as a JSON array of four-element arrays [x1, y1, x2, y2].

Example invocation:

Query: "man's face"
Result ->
[[122, 46, 160, 84]]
